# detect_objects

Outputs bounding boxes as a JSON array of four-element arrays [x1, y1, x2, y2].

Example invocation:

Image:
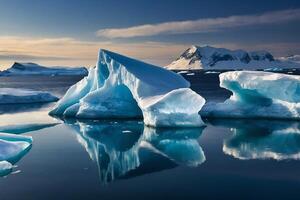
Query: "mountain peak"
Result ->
[[166, 45, 284, 70]]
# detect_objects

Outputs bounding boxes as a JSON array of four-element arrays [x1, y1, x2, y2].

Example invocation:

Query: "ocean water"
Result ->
[[1, 72, 300, 199]]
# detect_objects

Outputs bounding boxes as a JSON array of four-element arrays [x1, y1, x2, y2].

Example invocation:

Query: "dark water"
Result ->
[[1, 73, 300, 200]]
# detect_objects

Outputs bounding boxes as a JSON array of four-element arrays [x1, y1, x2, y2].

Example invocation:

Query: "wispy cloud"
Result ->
[[0, 53, 72, 61], [96, 9, 300, 38], [1, 36, 299, 70], [0, 36, 188, 69]]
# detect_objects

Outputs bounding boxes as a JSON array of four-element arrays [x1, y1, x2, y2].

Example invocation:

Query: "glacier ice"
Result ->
[[209, 119, 300, 160], [0, 88, 58, 104], [50, 49, 205, 127], [0, 133, 32, 177], [64, 119, 205, 183], [202, 71, 300, 119]]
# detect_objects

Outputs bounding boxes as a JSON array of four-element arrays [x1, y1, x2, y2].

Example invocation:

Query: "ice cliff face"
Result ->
[[166, 45, 299, 70], [201, 71, 300, 119], [50, 49, 205, 127]]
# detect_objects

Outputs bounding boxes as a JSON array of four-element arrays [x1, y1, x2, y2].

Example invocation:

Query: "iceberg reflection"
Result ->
[[0, 123, 59, 134], [64, 119, 205, 184], [208, 119, 300, 160]]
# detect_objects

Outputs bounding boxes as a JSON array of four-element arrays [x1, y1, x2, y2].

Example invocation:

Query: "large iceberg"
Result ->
[[64, 119, 205, 183], [202, 71, 300, 119], [0, 88, 58, 104], [50, 49, 205, 127]]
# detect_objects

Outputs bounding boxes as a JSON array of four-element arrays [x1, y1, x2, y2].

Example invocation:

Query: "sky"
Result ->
[[0, 0, 300, 69]]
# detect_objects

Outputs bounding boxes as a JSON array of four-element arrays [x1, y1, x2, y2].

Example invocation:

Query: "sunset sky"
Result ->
[[0, 0, 300, 69]]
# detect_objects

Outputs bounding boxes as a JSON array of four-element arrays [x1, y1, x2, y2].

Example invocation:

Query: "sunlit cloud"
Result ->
[[96, 9, 300, 38], [0, 36, 299, 70], [0, 36, 188, 69]]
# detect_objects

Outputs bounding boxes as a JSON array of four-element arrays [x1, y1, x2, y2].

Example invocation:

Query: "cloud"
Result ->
[[0, 36, 299, 70], [96, 9, 300, 38], [0, 36, 188, 69]]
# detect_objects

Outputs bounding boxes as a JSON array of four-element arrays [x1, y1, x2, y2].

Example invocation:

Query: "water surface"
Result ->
[[1, 73, 300, 199]]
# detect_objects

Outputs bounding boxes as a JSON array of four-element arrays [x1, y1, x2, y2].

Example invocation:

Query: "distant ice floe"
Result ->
[[202, 71, 300, 119], [186, 73, 195, 76], [0, 123, 59, 134], [0, 88, 58, 104], [50, 49, 205, 127], [204, 71, 221, 74], [263, 67, 283, 72], [177, 70, 189, 74], [64, 119, 205, 184]]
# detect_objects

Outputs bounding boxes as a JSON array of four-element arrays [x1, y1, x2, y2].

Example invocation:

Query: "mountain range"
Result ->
[[0, 62, 88, 76], [166, 45, 300, 70]]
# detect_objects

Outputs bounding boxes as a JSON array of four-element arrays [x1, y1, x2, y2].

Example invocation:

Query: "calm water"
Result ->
[[1, 72, 300, 199]]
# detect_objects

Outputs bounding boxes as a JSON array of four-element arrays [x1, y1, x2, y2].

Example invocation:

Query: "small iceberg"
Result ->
[[50, 49, 205, 127], [204, 71, 221, 74], [186, 73, 195, 76], [0, 133, 32, 177], [202, 71, 300, 119], [0, 88, 58, 104], [177, 71, 189, 74]]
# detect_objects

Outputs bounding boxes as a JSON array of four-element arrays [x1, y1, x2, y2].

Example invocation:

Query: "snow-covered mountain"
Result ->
[[166, 45, 300, 70], [278, 55, 300, 64], [0, 62, 88, 76]]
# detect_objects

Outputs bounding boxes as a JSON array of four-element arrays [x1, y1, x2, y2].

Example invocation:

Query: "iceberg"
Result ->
[[0, 88, 58, 104], [50, 49, 205, 127], [202, 71, 300, 119], [64, 119, 205, 184], [0, 133, 32, 177]]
